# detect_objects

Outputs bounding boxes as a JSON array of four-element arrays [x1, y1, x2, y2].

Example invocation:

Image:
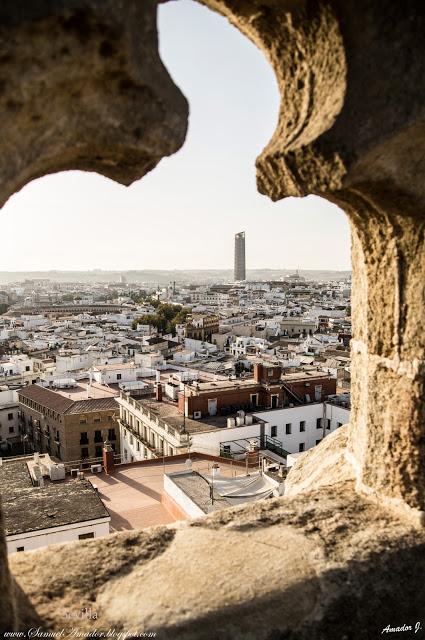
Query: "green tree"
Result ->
[[132, 304, 190, 335]]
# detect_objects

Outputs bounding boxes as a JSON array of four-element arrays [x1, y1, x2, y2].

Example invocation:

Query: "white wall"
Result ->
[[163, 473, 205, 518], [6, 518, 110, 554], [56, 353, 94, 373], [93, 366, 137, 384], [254, 403, 350, 453], [0, 390, 19, 448], [190, 421, 266, 457]]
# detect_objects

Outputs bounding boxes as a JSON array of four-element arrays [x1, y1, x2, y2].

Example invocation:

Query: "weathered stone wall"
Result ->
[[0, 0, 188, 208], [0, 0, 424, 635], [8, 480, 425, 639]]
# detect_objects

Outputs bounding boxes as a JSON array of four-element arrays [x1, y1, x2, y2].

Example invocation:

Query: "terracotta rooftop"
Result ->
[[18, 384, 118, 415]]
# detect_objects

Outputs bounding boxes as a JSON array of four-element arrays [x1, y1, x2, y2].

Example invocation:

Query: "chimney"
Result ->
[[253, 363, 263, 383], [246, 440, 260, 469], [156, 383, 163, 402], [102, 441, 115, 475]]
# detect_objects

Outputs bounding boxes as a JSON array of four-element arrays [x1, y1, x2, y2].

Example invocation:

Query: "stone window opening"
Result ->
[[0, 1, 423, 637]]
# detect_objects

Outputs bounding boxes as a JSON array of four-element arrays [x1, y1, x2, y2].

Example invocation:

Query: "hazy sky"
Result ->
[[0, 0, 350, 272]]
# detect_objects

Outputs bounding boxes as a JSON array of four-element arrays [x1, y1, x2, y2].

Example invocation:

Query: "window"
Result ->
[[285, 423, 292, 435], [9, 426, 14, 434], [108, 428, 116, 441], [326, 419, 331, 430], [316, 418, 322, 429], [250, 393, 258, 407], [337, 421, 343, 428], [300, 421, 305, 432], [81, 447, 89, 458], [299, 442, 305, 452], [94, 430, 103, 443], [136, 441, 140, 452], [117, 373, 122, 380], [25, 366, 30, 371], [16, 546, 25, 552], [94, 417, 101, 423], [271, 395, 278, 409], [80, 432, 89, 445], [271, 426, 277, 438], [316, 439, 322, 446], [78, 532, 94, 540], [95, 446, 102, 458], [79, 418, 87, 424], [8, 413, 13, 420]]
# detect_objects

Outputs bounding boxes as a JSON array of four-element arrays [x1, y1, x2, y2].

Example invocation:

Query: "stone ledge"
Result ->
[[8, 477, 425, 639]]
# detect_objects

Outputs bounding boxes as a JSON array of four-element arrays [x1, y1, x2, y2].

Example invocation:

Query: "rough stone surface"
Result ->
[[1, 0, 425, 635], [199, 0, 346, 199], [340, 191, 425, 512], [199, 1, 425, 203], [285, 424, 355, 497], [0, 0, 188, 208], [9, 484, 425, 639]]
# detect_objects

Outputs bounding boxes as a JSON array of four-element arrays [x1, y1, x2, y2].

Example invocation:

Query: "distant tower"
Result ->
[[234, 231, 246, 281]]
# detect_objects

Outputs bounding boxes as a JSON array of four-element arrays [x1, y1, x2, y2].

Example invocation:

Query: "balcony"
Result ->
[[120, 419, 169, 458]]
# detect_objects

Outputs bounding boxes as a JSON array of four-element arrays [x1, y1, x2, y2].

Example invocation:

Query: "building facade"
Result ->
[[118, 390, 190, 463], [18, 385, 119, 462]]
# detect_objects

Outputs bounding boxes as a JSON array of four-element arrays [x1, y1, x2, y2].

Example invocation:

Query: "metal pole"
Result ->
[[182, 385, 186, 434]]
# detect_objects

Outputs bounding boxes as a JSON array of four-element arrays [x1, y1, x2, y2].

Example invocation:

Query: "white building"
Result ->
[[0, 455, 110, 554], [0, 354, 34, 377], [118, 387, 350, 467], [92, 363, 137, 385], [0, 390, 20, 453]]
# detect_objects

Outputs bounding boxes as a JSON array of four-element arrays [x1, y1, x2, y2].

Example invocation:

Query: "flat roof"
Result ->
[[86, 458, 241, 531], [168, 470, 276, 514], [0, 458, 109, 536], [186, 379, 259, 394]]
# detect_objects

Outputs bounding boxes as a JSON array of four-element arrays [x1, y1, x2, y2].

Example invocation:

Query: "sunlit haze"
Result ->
[[0, 0, 350, 273]]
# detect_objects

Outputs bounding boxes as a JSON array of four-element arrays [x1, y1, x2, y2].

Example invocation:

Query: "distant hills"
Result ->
[[0, 269, 351, 285]]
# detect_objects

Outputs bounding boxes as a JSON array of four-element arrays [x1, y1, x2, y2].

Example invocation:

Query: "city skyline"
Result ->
[[0, 0, 351, 272]]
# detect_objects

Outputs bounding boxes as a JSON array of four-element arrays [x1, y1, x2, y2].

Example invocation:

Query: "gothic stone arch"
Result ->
[[0, 0, 424, 635]]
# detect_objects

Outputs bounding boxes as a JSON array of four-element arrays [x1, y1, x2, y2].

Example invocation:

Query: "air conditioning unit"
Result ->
[[49, 463, 65, 481], [91, 464, 102, 473], [193, 411, 202, 419]]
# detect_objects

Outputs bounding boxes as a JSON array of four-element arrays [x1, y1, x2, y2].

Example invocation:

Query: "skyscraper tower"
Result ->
[[234, 231, 246, 281]]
